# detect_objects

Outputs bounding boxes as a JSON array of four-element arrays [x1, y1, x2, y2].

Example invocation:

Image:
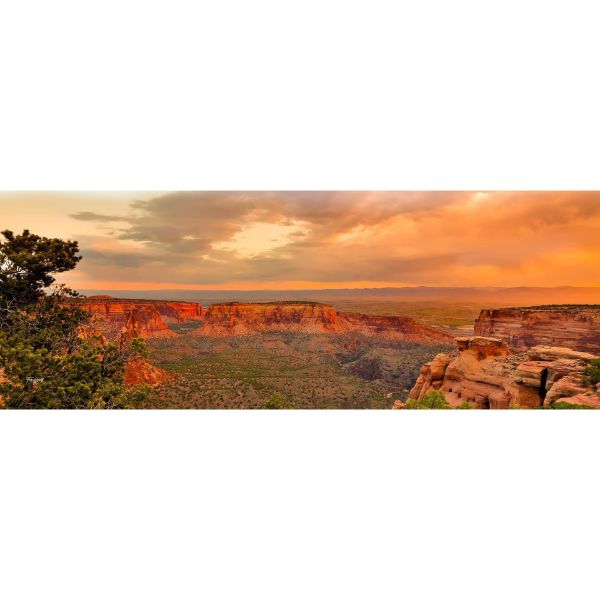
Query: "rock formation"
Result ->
[[408, 336, 600, 409], [76, 297, 206, 340], [474, 306, 600, 353], [76, 298, 452, 344], [124, 356, 174, 387], [193, 301, 453, 343], [198, 301, 340, 335], [80, 300, 174, 340], [154, 301, 206, 323]]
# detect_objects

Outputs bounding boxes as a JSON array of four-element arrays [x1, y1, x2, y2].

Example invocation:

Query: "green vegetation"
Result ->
[[263, 393, 296, 409], [549, 401, 594, 410], [0, 229, 148, 408], [583, 359, 600, 387], [457, 399, 474, 409], [405, 390, 449, 409], [139, 332, 436, 409]]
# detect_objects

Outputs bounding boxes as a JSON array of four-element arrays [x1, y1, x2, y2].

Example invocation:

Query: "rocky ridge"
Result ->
[[77, 297, 207, 340], [474, 305, 600, 354], [194, 301, 453, 343], [406, 336, 599, 409]]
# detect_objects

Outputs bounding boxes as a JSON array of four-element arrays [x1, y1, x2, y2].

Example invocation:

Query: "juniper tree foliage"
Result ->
[[0, 229, 148, 408], [405, 389, 449, 409]]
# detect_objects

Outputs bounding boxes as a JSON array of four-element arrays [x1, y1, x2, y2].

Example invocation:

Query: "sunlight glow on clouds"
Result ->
[[1, 191, 599, 289], [212, 221, 309, 259]]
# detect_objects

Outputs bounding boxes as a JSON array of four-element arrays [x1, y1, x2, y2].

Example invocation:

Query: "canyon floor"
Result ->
[[139, 329, 453, 409]]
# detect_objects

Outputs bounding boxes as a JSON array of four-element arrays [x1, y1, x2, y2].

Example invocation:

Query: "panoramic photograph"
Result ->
[[1, 191, 599, 409]]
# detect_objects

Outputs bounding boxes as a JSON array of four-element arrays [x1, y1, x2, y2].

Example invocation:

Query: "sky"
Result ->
[[1, 191, 599, 290]]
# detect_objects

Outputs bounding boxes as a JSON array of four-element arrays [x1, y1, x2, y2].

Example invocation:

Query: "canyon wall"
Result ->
[[77, 297, 206, 340], [407, 336, 599, 409], [151, 301, 206, 323], [77, 298, 452, 344], [80, 300, 174, 339], [199, 301, 340, 335], [474, 306, 600, 353], [338, 312, 453, 344], [194, 301, 453, 343]]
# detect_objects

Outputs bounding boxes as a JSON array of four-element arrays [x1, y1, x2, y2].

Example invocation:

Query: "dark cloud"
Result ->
[[67, 191, 600, 286], [70, 211, 125, 222]]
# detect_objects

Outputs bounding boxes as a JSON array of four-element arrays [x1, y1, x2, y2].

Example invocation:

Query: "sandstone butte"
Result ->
[[76, 296, 206, 340], [193, 301, 453, 343], [475, 305, 600, 354], [403, 336, 600, 410]]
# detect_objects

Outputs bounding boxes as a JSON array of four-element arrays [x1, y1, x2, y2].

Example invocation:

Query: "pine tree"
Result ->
[[0, 229, 149, 408]]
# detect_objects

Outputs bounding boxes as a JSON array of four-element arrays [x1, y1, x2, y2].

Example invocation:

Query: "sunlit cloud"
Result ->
[[1, 191, 599, 289]]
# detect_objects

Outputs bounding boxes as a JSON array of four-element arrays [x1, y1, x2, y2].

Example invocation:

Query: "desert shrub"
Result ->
[[582, 359, 600, 387], [263, 393, 294, 409], [457, 399, 473, 409], [550, 401, 594, 410], [405, 390, 449, 409], [349, 356, 383, 381]]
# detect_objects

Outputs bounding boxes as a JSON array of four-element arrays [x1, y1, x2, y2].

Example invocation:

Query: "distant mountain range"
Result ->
[[77, 286, 600, 306]]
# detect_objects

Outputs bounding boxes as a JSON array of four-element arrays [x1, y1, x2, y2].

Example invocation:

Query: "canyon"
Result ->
[[474, 306, 600, 354], [76, 297, 453, 344], [74, 298, 600, 408], [74, 297, 453, 394]]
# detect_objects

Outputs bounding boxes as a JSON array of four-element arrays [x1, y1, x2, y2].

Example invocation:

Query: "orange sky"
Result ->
[[1, 191, 599, 290]]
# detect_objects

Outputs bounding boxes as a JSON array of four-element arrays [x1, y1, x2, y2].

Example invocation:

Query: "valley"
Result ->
[[73, 296, 600, 409]]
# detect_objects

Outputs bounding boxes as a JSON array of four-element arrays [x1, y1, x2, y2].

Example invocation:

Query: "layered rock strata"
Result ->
[[408, 336, 599, 409], [474, 306, 600, 353], [193, 302, 453, 343], [76, 297, 206, 339]]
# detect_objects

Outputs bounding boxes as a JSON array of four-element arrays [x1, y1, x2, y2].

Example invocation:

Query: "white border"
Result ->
[[1, 1, 600, 599]]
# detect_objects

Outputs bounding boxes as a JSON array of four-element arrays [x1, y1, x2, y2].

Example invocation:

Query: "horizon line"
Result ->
[[74, 284, 600, 292]]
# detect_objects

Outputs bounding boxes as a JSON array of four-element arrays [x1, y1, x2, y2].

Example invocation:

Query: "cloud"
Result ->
[[70, 211, 125, 222], [58, 191, 600, 287]]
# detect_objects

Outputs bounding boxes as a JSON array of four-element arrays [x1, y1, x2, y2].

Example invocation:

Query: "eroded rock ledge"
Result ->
[[474, 305, 600, 354], [407, 336, 599, 409]]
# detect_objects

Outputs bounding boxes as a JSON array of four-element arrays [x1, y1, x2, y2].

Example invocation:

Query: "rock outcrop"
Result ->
[[474, 306, 600, 354], [76, 297, 205, 340], [79, 300, 174, 340], [152, 301, 206, 323], [75, 298, 452, 344], [408, 336, 599, 409], [198, 302, 340, 335], [193, 301, 453, 343], [124, 356, 174, 387]]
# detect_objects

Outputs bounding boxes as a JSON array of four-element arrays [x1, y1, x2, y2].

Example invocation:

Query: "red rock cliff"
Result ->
[[338, 312, 453, 344], [124, 356, 174, 387], [198, 301, 340, 335], [408, 336, 600, 409], [195, 301, 453, 343], [152, 301, 206, 323], [474, 306, 600, 353], [77, 297, 206, 339], [78, 299, 174, 340]]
